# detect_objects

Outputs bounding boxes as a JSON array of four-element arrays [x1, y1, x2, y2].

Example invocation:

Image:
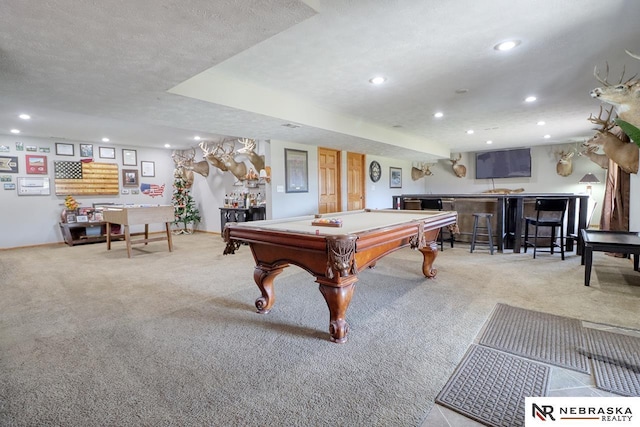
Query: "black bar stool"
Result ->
[[420, 198, 455, 251], [470, 213, 494, 255]]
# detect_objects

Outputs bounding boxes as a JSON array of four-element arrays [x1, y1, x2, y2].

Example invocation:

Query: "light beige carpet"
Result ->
[[1, 233, 639, 426]]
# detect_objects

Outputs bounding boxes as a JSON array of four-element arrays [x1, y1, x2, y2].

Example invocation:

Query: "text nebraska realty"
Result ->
[[557, 405, 632, 422]]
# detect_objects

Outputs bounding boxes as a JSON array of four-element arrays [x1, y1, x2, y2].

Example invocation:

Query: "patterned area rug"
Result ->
[[478, 303, 590, 373], [584, 328, 640, 397], [436, 345, 550, 427]]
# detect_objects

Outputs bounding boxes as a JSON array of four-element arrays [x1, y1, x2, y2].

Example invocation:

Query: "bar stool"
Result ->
[[470, 213, 494, 254]]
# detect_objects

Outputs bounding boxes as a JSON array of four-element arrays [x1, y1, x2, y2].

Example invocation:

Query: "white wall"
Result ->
[[393, 147, 607, 226], [0, 135, 174, 249], [1, 136, 632, 248]]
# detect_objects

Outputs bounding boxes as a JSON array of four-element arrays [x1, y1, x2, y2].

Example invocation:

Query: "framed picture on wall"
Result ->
[[79, 144, 93, 158], [122, 149, 137, 166], [284, 148, 308, 193], [389, 167, 402, 188], [55, 143, 74, 156], [25, 155, 47, 174], [141, 161, 155, 177], [99, 146, 116, 159], [122, 169, 139, 187]]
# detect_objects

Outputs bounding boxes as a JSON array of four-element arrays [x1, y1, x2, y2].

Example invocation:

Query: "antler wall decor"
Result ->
[[198, 138, 270, 181], [171, 147, 210, 188], [411, 162, 435, 181], [449, 153, 466, 178], [584, 106, 638, 174]]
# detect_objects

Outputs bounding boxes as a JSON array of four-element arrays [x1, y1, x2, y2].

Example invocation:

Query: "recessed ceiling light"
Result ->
[[525, 96, 537, 103], [494, 40, 521, 51], [466, 129, 474, 135], [164, 143, 171, 148], [486, 140, 493, 144], [543, 134, 551, 139], [194, 136, 201, 141], [10, 129, 20, 134], [537, 121, 546, 126], [102, 137, 110, 142], [18, 114, 31, 120], [434, 112, 444, 118], [369, 76, 386, 85]]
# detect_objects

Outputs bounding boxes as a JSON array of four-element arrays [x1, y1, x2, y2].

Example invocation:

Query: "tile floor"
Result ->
[[420, 322, 640, 426]]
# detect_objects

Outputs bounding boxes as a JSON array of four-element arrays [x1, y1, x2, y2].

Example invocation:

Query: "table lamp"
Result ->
[[579, 173, 600, 195]]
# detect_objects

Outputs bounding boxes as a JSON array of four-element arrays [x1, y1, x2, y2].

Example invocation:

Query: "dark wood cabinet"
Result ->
[[220, 206, 266, 230]]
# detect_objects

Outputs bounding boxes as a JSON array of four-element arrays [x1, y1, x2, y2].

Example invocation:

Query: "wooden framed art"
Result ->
[[122, 149, 137, 166], [55, 143, 74, 156], [284, 148, 308, 193], [122, 169, 139, 187]]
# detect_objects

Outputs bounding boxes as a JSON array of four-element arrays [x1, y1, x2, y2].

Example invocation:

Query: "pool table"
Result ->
[[222, 209, 458, 343]]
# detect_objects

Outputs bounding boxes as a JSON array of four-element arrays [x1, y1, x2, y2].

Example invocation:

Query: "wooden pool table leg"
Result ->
[[318, 276, 357, 344], [418, 241, 439, 278], [253, 264, 288, 314]]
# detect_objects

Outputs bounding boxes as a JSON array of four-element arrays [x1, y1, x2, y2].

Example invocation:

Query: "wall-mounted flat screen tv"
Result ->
[[475, 148, 531, 179]]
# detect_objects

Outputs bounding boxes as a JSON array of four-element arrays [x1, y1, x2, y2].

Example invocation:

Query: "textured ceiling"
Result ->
[[1, 0, 639, 160]]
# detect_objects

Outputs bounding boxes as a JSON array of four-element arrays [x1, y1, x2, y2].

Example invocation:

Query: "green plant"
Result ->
[[615, 118, 640, 148], [171, 174, 201, 234]]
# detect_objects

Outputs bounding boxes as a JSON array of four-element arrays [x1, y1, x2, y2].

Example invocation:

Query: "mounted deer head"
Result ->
[[449, 153, 466, 178], [585, 106, 639, 174], [411, 162, 435, 180], [199, 140, 230, 172], [171, 147, 210, 188], [578, 143, 609, 170], [236, 138, 265, 172], [219, 142, 247, 181], [590, 52, 640, 128], [555, 148, 575, 177]]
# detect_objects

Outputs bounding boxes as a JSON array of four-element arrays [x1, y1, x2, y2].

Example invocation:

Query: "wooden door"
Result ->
[[318, 147, 341, 214], [347, 152, 365, 210]]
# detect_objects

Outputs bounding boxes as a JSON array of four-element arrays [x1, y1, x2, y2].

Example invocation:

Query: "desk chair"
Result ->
[[420, 198, 455, 251], [524, 198, 569, 260]]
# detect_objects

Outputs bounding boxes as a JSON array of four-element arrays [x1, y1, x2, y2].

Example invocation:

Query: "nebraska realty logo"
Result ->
[[525, 397, 639, 426]]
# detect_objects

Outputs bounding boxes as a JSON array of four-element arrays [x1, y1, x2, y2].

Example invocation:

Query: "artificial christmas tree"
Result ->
[[171, 173, 201, 234]]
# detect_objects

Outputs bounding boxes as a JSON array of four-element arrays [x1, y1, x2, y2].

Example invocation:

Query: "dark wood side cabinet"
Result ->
[[220, 206, 266, 230], [59, 221, 123, 246]]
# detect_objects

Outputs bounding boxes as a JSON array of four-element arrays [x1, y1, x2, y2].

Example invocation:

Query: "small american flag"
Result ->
[[140, 183, 165, 197]]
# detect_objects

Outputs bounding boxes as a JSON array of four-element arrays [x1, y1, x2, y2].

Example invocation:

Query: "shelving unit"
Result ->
[[59, 221, 123, 246]]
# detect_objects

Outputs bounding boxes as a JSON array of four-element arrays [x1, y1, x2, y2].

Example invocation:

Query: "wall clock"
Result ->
[[369, 160, 381, 182]]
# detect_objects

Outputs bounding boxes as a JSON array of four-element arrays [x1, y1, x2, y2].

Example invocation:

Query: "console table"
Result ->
[[103, 205, 174, 258], [59, 221, 124, 246]]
